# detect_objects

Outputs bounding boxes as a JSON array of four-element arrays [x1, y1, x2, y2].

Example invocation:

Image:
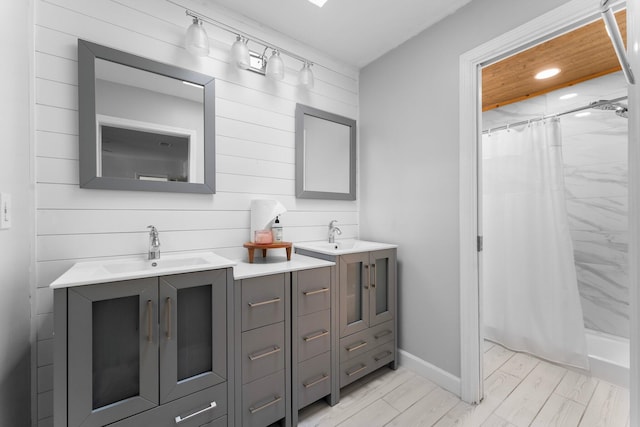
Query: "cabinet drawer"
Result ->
[[242, 322, 285, 384], [111, 382, 227, 427], [370, 320, 394, 348], [241, 274, 285, 331], [298, 309, 331, 362], [339, 352, 371, 388], [339, 328, 372, 362], [297, 352, 331, 410], [242, 370, 286, 427], [370, 341, 395, 371], [339, 320, 394, 362], [339, 340, 396, 389], [297, 267, 331, 316]]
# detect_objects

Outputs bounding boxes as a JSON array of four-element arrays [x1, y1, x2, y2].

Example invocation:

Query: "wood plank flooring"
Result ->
[[298, 341, 629, 426]]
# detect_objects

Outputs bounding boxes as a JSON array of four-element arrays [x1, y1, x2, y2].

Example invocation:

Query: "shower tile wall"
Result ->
[[483, 72, 629, 338]]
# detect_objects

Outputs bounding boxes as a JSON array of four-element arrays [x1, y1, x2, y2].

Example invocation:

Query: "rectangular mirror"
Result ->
[[295, 104, 356, 200], [78, 39, 215, 193]]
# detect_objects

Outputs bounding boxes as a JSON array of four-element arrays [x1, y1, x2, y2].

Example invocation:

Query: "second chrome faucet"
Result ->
[[328, 220, 342, 243], [147, 225, 161, 260]]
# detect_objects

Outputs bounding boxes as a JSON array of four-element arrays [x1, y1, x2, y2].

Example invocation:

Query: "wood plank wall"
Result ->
[[33, 0, 359, 424]]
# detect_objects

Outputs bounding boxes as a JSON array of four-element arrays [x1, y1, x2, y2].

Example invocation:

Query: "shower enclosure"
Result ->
[[482, 71, 630, 385]]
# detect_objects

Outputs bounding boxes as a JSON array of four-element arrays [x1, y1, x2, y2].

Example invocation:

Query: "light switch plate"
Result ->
[[0, 193, 11, 230]]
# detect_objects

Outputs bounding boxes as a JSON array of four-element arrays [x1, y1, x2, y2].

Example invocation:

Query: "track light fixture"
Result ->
[[298, 62, 314, 88], [266, 50, 285, 80], [185, 17, 209, 57], [231, 36, 250, 69], [183, 9, 315, 88]]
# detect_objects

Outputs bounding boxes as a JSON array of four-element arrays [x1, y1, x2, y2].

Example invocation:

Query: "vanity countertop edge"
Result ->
[[232, 253, 335, 280]]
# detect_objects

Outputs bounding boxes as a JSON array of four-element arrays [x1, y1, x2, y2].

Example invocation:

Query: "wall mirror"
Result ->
[[78, 39, 216, 193], [295, 104, 356, 200]]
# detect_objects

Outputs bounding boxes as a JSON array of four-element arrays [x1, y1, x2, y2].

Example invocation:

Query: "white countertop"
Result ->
[[294, 239, 398, 256], [232, 253, 335, 280], [50, 251, 335, 288], [50, 251, 236, 289]]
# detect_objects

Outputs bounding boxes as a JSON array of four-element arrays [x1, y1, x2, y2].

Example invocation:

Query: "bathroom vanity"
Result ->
[[52, 253, 236, 427], [294, 241, 398, 396], [52, 243, 394, 426]]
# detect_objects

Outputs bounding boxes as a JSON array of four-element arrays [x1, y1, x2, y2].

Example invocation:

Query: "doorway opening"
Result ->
[[458, 1, 637, 421]]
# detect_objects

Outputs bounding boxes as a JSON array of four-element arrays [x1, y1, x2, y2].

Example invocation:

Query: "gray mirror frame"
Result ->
[[78, 39, 216, 193], [295, 104, 356, 200]]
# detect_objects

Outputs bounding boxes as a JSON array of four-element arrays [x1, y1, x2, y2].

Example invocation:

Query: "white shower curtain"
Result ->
[[482, 118, 589, 369]]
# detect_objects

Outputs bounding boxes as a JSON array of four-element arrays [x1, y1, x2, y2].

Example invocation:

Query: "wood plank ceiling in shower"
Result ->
[[482, 9, 627, 111]]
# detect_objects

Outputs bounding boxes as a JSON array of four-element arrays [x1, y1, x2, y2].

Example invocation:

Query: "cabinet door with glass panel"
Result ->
[[368, 249, 395, 327], [66, 270, 227, 427], [67, 277, 159, 427], [159, 270, 227, 403], [339, 252, 371, 337], [339, 250, 396, 337]]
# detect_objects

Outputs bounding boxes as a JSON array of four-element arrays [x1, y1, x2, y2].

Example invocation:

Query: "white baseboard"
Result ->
[[398, 348, 461, 397]]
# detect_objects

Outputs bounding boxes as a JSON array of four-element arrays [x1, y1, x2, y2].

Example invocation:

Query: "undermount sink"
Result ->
[[50, 252, 236, 288], [294, 239, 397, 255]]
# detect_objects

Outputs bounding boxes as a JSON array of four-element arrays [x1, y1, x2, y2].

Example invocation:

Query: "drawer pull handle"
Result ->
[[175, 401, 216, 423], [146, 300, 153, 343], [346, 341, 367, 352], [249, 395, 282, 414], [374, 350, 393, 362], [364, 264, 370, 289], [303, 287, 329, 296], [303, 374, 329, 388], [249, 345, 281, 361], [248, 297, 281, 308], [346, 364, 367, 377], [371, 263, 376, 288], [166, 297, 172, 340], [374, 330, 392, 340], [304, 330, 329, 342]]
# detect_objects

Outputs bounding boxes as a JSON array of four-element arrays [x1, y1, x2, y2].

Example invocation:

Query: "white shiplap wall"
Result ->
[[34, 0, 359, 424]]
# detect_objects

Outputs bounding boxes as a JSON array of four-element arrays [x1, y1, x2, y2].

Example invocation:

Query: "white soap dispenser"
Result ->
[[272, 216, 283, 242]]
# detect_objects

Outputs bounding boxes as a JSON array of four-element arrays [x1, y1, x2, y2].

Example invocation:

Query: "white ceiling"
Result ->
[[202, 0, 473, 69]]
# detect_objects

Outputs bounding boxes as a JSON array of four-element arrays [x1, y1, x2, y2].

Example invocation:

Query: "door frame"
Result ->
[[458, 0, 638, 419]]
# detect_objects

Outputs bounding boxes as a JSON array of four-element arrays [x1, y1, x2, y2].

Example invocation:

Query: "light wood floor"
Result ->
[[298, 341, 630, 427]]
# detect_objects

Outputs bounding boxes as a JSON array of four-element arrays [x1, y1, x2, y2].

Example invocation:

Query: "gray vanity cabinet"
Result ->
[[55, 269, 233, 427], [338, 249, 396, 388], [294, 247, 397, 393], [234, 273, 291, 427], [291, 267, 336, 426]]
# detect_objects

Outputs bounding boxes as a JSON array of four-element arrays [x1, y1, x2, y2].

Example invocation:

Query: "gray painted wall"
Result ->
[[0, 0, 33, 425], [359, 0, 571, 377]]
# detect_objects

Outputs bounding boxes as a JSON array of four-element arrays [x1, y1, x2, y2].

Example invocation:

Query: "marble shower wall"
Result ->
[[483, 72, 629, 338]]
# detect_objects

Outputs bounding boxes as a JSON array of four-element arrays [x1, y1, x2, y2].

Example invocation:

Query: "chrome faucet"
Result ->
[[328, 220, 342, 243], [147, 225, 161, 260]]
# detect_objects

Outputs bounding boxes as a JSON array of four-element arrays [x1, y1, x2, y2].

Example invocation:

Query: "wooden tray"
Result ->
[[243, 242, 292, 263]]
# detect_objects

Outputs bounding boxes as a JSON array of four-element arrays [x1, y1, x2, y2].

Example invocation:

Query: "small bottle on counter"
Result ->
[[272, 216, 283, 242]]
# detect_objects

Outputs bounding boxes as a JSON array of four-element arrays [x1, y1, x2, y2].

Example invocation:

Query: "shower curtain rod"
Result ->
[[482, 95, 628, 134]]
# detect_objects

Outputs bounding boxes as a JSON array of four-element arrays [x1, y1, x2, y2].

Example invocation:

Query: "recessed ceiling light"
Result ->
[[559, 93, 577, 100], [535, 68, 561, 79], [575, 112, 591, 118], [307, 0, 328, 6]]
